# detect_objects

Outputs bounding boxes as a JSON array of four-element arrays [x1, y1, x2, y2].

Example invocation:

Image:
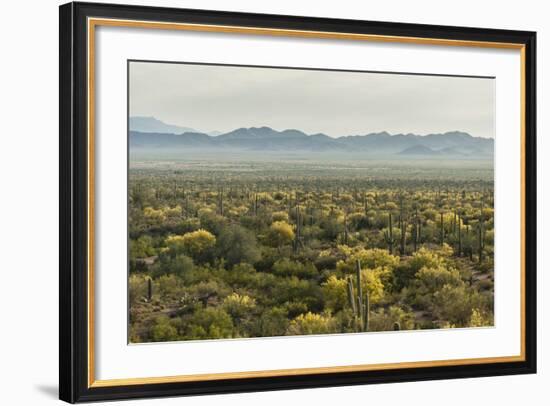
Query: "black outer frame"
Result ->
[[59, 1, 537, 403]]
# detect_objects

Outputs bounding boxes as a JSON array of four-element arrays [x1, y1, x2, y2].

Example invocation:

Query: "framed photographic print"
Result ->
[[59, 2, 536, 403]]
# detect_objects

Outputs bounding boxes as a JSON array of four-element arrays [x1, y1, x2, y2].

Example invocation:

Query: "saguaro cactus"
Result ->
[[293, 205, 302, 253], [457, 214, 463, 256], [346, 260, 370, 332], [469, 226, 474, 261], [218, 188, 224, 216], [478, 202, 485, 263], [383, 212, 396, 254], [400, 217, 407, 256], [184, 193, 189, 219], [147, 277, 153, 302], [343, 211, 349, 245], [439, 212, 445, 246]]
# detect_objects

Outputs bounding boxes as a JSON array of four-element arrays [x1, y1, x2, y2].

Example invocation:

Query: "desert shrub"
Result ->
[[155, 274, 186, 299], [368, 305, 415, 332], [129, 235, 156, 260], [222, 293, 256, 319], [437, 243, 454, 257], [301, 225, 323, 241], [223, 263, 258, 288], [272, 258, 318, 278], [348, 213, 368, 230], [173, 218, 201, 234], [337, 248, 399, 272], [469, 308, 494, 327], [286, 312, 338, 335], [271, 211, 289, 222], [151, 315, 179, 342], [477, 278, 494, 291], [266, 221, 295, 247], [245, 271, 278, 294], [314, 254, 339, 272], [199, 211, 227, 234], [407, 264, 464, 310], [182, 229, 216, 256], [271, 277, 322, 311], [188, 280, 231, 303], [322, 275, 348, 312], [415, 265, 462, 292], [432, 284, 488, 326], [423, 208, 438, 221], [284, 301, 309, 318], [129, 274, 149, 304], [392, 262, 417, 292], [153, 254, 195, 279], [409, 248, 445, 272], [254, 307, 289, 337], [143, 206, 166, 224], [216, 224, 261, 265], [165, 229, 216, 262], [323, 267, 386, 309], [164, 205, 182, 218], [185, 307, 234, 340], [320, 217, 344, 240]]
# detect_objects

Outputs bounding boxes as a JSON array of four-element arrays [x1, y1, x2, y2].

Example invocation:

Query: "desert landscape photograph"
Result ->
[[127, 61, 495, 343]]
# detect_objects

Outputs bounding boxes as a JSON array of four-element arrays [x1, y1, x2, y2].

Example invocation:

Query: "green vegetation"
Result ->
[[129, 157, 494, 343]]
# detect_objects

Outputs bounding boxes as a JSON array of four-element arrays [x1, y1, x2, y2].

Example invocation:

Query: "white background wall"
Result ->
[[0, 0, 546, 404]]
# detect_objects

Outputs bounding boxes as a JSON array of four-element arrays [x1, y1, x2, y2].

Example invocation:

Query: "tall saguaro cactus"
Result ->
[[383, 212, 396, 254], [218, 188, 224, 216], [457, 214, 463, 256], [400, 217, 407, 256], [346, 260, 370, 332], [439, 212, 445, 246], [184, 192, 190, 219], [343, 211, 349, 245], [147, 277, 153, 302], [293, 205, 302, 253], [478, 202, 485, 264]]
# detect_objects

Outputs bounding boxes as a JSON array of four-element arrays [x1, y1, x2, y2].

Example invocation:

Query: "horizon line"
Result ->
[[129, 116, 495, 140]]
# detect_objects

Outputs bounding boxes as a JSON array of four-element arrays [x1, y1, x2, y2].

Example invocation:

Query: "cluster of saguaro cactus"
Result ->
[[346, 260, 370, 332], [383, 212, 396, 254]]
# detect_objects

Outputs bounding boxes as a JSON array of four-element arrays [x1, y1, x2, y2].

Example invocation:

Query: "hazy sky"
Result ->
[[129, 61, 495, 138]]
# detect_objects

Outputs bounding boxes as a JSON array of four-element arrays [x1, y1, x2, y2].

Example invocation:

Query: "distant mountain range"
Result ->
[[130, 116, 221, 136], [129, 117, 494, 158]]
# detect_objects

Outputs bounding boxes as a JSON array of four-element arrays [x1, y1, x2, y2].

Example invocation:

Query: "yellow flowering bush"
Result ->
[[286, 312, 337, 335]]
